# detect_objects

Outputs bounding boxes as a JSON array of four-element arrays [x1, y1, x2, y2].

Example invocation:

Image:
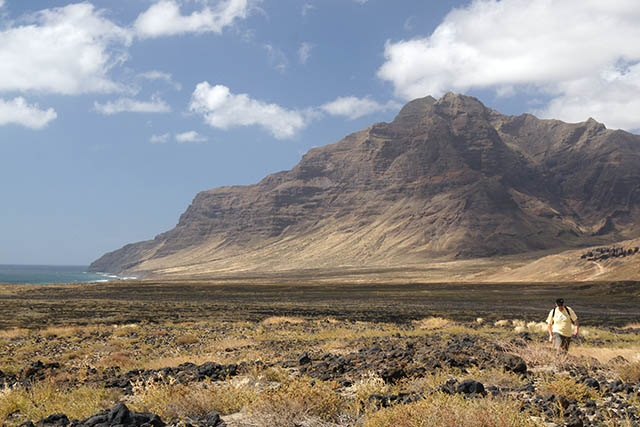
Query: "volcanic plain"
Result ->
[[1, 278, 639, 426]]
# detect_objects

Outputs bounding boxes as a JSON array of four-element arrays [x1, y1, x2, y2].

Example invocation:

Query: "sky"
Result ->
[[1, 0, 640, 265]]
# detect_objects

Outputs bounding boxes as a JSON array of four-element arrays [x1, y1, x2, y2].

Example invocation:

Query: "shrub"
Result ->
[[537, 375, 600, 403], [249, 376, 345, 426], [617, 361, 640, 383], [415, 317, 453, 329], [0, 380, 119, 425], [129, 377, 257, 421]]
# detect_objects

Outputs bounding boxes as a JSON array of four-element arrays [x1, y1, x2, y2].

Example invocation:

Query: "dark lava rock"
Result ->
[[298, 352, 311, 365], [79, 403, 165, 427], [516, 383, 536, 393], [498, 353, 527, 374], [202, 411, 226, 427], [101, 361, 242, 392], [583, 377, 600, 390], [35, 414, 69, 427], [456, 379, 486, 396]]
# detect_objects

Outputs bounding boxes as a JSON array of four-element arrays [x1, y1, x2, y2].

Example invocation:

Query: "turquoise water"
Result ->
[[0, 265, 130, 284]]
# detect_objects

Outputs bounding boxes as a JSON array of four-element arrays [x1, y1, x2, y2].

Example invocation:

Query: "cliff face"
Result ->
[[90, 93, 640, 276]]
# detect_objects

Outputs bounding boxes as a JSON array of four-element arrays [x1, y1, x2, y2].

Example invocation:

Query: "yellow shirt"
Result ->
[[546, 306, 577, 337]]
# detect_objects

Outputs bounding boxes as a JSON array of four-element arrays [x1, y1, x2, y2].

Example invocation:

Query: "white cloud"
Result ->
[[150, 133, 171, 144], [539, 64, 640, 131], [190, 82, 308, 139], [134, 0, 252, 38], [0, 0, 5, 9], [264, 44, 288, 72], [138, 71, 182, 90], [298, 42, 312, 65], [176, 130, 207, 143], [94, 96, 171, 115], [0, 97, 57, 129], [377, 0, 640, 130], [321, 96, 401, 120], [0, 3, 131, 95]]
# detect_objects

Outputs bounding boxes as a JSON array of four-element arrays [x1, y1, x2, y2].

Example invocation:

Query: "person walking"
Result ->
[[547, 298, 579, 352]]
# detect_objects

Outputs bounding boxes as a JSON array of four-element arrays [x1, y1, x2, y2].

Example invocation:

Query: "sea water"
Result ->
[[0, 264, 132, 284]]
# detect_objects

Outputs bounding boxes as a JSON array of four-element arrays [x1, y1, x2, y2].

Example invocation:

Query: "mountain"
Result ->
[[90, 93, 640, 278]]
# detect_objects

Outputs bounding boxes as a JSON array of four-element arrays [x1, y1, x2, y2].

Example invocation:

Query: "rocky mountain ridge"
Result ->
[[90, 93, 640, 277]]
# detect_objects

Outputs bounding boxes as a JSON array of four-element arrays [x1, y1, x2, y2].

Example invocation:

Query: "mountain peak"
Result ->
[[434, 92, 488, 116], [392, 95, 436, 126]]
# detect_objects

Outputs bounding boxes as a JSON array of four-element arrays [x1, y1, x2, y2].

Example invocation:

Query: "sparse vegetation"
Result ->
[[0, 280, 639, 425]]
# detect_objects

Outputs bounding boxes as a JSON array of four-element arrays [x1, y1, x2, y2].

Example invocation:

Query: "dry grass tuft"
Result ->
[[342, 372, 390, 405], [363, 392, 539, 427], [526, 321, 548, 333], [0, 328, 30, 339], [175, 334, 200, 345], [415, 317, 453, 330]]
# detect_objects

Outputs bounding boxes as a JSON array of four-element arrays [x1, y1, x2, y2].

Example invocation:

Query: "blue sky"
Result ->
[[1, 0, 639, 265]]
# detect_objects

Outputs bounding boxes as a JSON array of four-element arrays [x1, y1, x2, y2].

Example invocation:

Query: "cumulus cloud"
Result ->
[[94, 96, 171, 115], [321, 96, 401, 120], [150, 133, 171, 144], [0, 3, 131, 95], [0, 97, 57, 129], [176, 130, 207, 143], [377, 0, 640, 130], [138, 71, 182, 90], [190, 82, 308, 139], [134, 0, 252, 38], [298, 42, 312, 64]]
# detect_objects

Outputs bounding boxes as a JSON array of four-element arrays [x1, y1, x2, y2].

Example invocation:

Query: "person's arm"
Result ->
[[547, 313, 553, 342], [570, 308, 579, 336]]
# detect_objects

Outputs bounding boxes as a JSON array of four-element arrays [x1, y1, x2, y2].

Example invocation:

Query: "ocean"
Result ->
[[0, 264, 132, 285]]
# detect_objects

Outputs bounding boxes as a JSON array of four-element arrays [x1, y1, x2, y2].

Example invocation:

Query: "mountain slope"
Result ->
[[90, 93, 640, 277]]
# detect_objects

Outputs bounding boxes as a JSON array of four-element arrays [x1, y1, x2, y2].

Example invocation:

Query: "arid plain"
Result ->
[[1, 276, 640, 426]]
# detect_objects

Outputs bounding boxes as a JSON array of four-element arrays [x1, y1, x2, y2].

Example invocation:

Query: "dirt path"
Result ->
[[586, 261, 606, 280]]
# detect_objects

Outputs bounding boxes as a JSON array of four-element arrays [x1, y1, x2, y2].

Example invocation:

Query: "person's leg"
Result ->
[[561, 335, 571, 352], [552, 332, 563, 351]]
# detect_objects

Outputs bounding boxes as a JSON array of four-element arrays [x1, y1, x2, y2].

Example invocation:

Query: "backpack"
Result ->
[[552, 306, 575, 324]]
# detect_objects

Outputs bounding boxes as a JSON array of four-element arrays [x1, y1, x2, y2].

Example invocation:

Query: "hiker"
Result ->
[[547, 298, 579, 352]]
